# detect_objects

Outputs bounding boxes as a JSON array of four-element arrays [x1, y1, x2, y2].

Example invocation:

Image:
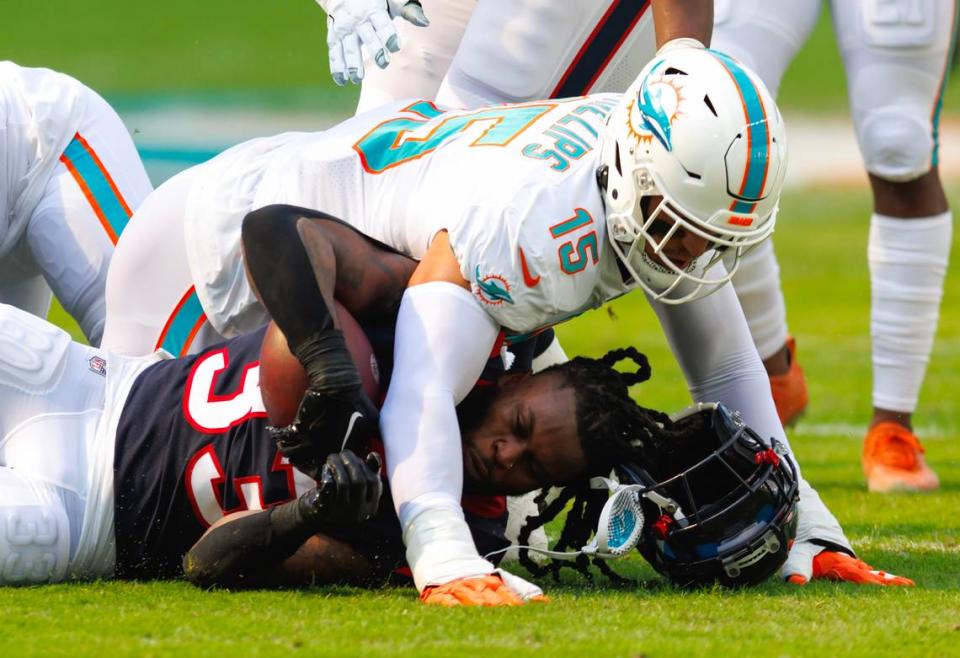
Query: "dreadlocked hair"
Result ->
[[515, 346, 718, 584]]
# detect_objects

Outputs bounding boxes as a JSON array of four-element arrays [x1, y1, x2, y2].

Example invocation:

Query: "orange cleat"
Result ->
[[812, 551, 914, 586], [420, 575, 526, 607], [862, 422, 939, 493], [769, 337, 809, 427]]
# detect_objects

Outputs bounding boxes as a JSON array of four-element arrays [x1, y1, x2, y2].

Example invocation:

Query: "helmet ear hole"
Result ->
[[614, 145, 623, 176]]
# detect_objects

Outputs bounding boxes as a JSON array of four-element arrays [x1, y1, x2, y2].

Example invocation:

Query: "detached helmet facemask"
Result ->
[[486, 403, 798, 589], [619, 403, 799, 588], [598, 45, 788, 304]]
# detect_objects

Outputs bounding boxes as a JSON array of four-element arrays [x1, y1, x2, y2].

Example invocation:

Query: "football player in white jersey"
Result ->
[[103, 46, 884, 603], [711, 0, 955, 496], [0, 62, 153, 345], [319, 0, 713, 112]]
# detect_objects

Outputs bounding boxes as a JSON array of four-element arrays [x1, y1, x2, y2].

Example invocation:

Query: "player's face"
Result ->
[[461, 372, 585, 496], [641, 195, 711, 270]]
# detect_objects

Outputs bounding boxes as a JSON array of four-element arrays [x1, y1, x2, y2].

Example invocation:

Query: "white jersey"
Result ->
[[0, 62, 87, 260], [185, 95, 635, 337]]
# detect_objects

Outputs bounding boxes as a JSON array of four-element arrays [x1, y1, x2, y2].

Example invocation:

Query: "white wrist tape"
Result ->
[[403, 501, 496, 591]]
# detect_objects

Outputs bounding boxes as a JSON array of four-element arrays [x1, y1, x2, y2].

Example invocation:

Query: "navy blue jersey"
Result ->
[[113, 327, 287, 578], [112, 325, 552, 580]]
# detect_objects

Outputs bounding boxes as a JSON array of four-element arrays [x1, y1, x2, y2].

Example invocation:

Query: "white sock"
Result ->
[[869, 211, 952, 412], [730, 240, 790, 360]]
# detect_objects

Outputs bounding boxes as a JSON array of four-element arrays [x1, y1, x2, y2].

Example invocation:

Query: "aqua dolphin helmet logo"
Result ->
[[474, 266, 514, 305], [632, 60, 685, 153]]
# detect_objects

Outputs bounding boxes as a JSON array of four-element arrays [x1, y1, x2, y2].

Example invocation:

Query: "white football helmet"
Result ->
[[598, 44, 787, 304]]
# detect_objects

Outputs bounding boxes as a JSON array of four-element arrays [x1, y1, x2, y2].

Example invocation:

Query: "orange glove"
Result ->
[[421, 574, 542, 607], [787, 551, 915, 586]]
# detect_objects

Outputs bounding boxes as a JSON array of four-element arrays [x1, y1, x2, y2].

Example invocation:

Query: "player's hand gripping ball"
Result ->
[[272, 389, 380, 479], [260, 307, 381, 480]]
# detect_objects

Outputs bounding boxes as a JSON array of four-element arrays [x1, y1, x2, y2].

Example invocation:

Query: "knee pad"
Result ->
[[856, 106, 933, 182], [0, 303, 72, 393], [839, 0, 953, 182], [0, 471, 71, 585]]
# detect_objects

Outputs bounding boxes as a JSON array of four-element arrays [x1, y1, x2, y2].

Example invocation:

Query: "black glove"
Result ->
[[182, 450, 383, 588], [270, 387, 379, 480], [300, 450, 383, 525]]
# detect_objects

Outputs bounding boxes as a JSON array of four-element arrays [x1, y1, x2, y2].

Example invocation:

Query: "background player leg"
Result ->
[[863, 173, 950, 492], [26, 84, 152, 346], [832, 0, 955, 492], [101, 169, 216, 356], [0, 243, 53, 325], [0, 467, 73, 585], [0, 304, 117, 583], [712, 0, 822, 425], [435, 0, 657, 108]]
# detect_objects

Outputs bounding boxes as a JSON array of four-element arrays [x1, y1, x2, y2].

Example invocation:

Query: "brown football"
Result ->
[[258, 302, 380, 427]]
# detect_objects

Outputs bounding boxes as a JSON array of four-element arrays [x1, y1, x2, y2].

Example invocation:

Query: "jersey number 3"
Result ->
[[182, 349, 301, 527], [353, 101, 554, 173]]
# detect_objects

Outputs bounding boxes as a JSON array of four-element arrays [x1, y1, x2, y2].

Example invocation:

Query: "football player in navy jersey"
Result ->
[[0, 300, 669, 593]]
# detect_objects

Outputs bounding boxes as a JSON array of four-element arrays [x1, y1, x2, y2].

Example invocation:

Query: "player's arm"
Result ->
[[652, 0, 713, 49], [242, 204, 417, 347], [380, 232, 546, 605], [183, 451, 381, 589], [241, 205, 416, 473], [649, 282, 912, 586]]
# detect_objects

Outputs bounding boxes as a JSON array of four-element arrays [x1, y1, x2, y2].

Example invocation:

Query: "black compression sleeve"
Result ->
[[242, 205, 360, 392], [242, 204, 337, 347], [182, 500, 314, 589]]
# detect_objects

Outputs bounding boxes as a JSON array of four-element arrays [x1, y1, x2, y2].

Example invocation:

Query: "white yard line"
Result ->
[[793, 422, 953, 439]]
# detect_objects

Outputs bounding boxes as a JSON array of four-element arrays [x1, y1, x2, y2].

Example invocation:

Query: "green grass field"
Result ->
[[3, 3, 959, 657], [5, 189, 960, 658]]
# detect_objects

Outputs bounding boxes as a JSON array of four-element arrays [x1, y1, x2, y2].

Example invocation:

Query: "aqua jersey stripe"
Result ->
[[710, 50, 770, 214], [158, 290, 206, 356], [932, 0, 959, 167], [62, 136, 132, 239]]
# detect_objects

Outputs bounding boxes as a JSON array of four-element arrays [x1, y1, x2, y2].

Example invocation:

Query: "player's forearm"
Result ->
[[242, 204, 341, 341], [650, 282, 790, 451], [183, 501, 316, 589], [650, 283, 854, 556], [242, 204, 359, 392], [652, 0, 713, 48], [380, 282, 501, 589]]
